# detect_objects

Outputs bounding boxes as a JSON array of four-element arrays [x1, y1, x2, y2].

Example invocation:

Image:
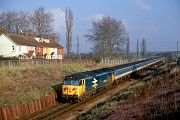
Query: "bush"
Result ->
[[93, 57, 101, 64], [0, 56, 19, 61]]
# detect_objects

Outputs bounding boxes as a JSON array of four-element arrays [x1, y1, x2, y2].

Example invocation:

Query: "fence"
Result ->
[[101, 58, 137, 64], [0, 58, 136, 67], [0, 92, 57, 120], [0, 59, 94, 67]]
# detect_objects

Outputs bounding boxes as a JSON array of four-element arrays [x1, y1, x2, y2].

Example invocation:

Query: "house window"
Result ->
[[12, 46, 15, 51]]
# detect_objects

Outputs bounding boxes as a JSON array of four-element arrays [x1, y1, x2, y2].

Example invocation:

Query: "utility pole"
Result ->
[[77, 34, 80, 59], [177, 41, 179, 58], [137, 40, 139, 59], [126, 37, 130, 58]]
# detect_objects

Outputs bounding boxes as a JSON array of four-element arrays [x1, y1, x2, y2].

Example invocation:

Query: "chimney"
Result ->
[[0, 28, 2, 35], [20, 30, 25, 37], [29, 32, 34, 39], [0, 27, 7, 35], [49, 35, 55, 42]]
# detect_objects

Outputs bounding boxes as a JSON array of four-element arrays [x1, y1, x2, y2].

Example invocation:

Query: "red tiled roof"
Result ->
[[4, 33, 63, 48]]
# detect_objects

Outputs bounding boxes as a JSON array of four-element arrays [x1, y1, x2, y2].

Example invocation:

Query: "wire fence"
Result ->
[[0, 58, 136, 67]]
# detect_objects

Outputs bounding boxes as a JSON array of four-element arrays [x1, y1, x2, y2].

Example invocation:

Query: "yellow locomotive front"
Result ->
[[61, 76, 86, 102]]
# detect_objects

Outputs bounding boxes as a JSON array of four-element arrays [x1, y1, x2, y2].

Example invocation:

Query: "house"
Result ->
[[0, 30, 64, 59], [0, 33, 36, 59], [30, 35, 64, 59]]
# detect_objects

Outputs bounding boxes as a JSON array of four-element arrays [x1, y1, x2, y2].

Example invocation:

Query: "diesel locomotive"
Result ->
[[61, 57, 164, 103]]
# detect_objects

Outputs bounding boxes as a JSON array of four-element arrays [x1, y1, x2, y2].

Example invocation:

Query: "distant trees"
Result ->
[[86, 16, 129, 58], [141, 38, 147, 57], [65, 8, 73, 58], [0, 7, 55, 38]]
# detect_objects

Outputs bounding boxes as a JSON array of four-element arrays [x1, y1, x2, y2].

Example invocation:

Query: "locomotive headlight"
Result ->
[[64, 87, 67, 90], [72, 88, 77, 91]]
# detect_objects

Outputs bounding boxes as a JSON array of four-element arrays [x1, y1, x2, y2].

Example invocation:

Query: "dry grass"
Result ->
[[0, 63, 112, 108]]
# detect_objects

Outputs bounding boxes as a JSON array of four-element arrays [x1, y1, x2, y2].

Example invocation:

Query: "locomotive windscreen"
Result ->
[[63, 79, 79, 85]]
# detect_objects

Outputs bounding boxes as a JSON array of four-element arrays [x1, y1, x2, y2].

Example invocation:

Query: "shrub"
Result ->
[[93, 57, 101, 64], [0, 56, 19, 61]]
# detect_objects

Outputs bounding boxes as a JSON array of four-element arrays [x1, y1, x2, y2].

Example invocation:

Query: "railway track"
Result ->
[[26, 103, 70, 120], [26, 80, 134, 120], [25, 62, 172, 120]]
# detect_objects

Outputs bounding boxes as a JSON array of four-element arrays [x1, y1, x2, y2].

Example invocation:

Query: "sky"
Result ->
[[0, 0, 180, 53]]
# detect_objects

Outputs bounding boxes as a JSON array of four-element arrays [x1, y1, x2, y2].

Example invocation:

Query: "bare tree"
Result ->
[[65, 8, 73, 58], [141, 38, 147, 57], [0, 8, 54, 36], [29, 7, 54, 38], [16, 11, 30, 34], [0, 11, 29, 34], [86, 16, 128, 58]]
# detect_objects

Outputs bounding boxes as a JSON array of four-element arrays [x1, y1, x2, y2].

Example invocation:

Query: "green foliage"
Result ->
[[28, 90, 42, 100], [93, 57, 101, 64], [52, 83, 63, 91], [0, 56, 19, 61]]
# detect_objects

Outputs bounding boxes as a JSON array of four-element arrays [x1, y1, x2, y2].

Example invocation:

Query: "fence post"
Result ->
[[1, 108, 8, 120], [8, 61, 10, 67]]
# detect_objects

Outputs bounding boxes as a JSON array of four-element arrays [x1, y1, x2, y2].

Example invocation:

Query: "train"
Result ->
[[61, 57, 164, 103]]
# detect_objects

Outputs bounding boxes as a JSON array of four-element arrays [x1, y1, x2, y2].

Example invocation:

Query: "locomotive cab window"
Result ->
[[79, 80, 85, 85], [63, 79, 79, 86], [79, 80, 82, 85]]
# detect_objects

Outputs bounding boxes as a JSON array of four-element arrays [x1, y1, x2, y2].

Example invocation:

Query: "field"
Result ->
[[75, 66, 180, 120], [0, 64, 112, 108]]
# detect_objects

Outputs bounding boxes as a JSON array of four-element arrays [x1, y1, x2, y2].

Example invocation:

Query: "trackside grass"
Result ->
[[0, 64, 112, 108]]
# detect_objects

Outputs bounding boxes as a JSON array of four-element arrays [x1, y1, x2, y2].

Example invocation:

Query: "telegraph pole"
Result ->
[[137, 40, 139, 59], [126, 37, 130, 58], [177, 41, 179, 58], [77, 34, 80, 59]]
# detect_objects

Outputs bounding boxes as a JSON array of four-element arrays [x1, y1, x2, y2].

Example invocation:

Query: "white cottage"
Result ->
[[0, 30, 64, 59], [0, 33, 36, 59]]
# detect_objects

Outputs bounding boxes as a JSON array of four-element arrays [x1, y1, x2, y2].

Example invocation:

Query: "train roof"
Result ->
[[64, 57, 159, 80], [109, 58, 153, 70], [65, 67, 112, 80]]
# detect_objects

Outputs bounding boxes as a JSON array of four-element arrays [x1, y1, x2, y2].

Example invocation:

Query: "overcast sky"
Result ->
[[0, 0, 180, 53]]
